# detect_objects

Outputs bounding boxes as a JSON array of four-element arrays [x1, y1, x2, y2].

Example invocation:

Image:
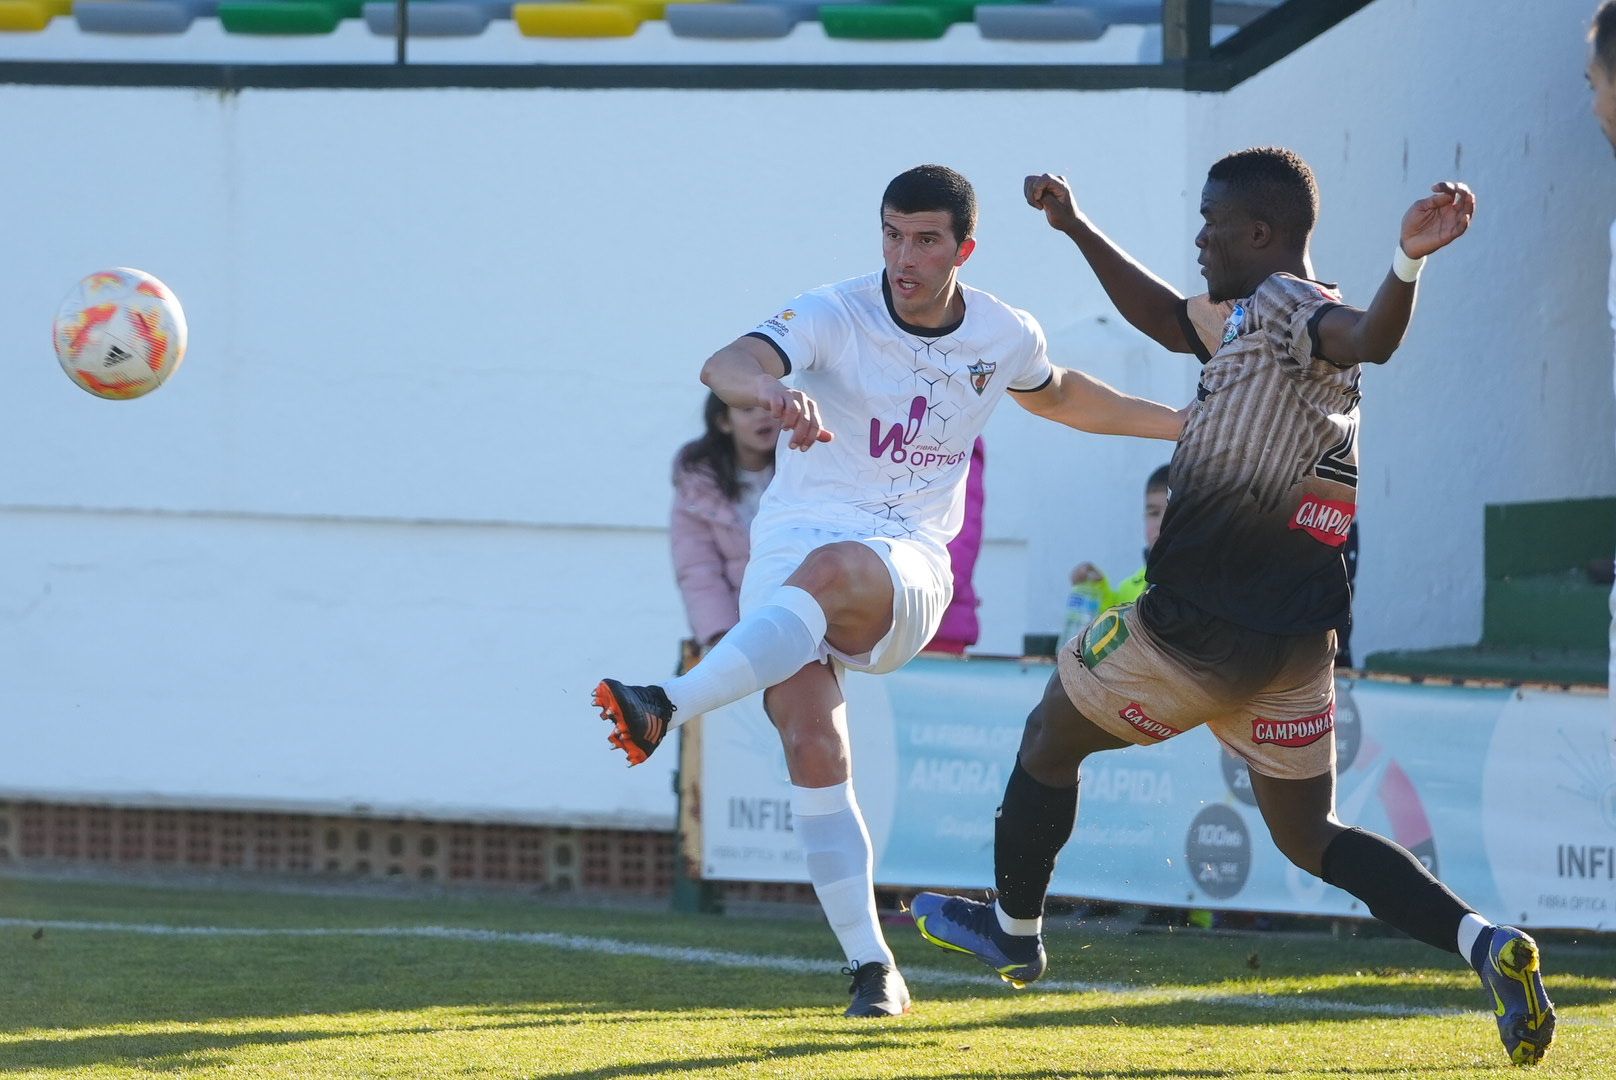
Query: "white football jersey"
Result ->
[[745, 271, 1053, 553]]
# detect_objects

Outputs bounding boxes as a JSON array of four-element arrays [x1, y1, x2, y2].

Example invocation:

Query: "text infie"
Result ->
[[1558, 845, 1616, 879], [728, 797, 793, 832]]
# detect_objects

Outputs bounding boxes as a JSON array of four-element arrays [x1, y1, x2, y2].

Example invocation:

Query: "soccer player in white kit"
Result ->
[[592, 165, 1184, 1016]]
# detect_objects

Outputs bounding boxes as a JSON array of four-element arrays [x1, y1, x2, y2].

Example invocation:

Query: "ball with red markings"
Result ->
[[53, 268, 187, 400]]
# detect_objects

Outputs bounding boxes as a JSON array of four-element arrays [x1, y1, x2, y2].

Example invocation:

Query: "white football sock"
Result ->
[[664, 586, 827, 726], [792, 781, 895, 968], [995, 900, 1043, 937], [1457, 912, 1493, 969]]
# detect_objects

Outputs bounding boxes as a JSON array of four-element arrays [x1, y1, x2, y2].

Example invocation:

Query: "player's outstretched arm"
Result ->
[[1314, 181, 1477, 366], [1026, 173, 1195, 355], [700, 336, 834, 451], [1011, 366, 1185, 441]]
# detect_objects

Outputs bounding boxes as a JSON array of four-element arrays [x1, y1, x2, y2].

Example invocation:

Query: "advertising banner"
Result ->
[[699, 656, 1615, 930]]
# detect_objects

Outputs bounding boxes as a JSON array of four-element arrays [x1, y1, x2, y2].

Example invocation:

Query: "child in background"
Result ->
[[1064, 465, 1169, 641], [670, 392, 782, 653]]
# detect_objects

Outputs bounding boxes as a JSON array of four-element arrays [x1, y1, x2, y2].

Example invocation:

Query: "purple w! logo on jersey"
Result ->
[[869, 395, 927, 461]]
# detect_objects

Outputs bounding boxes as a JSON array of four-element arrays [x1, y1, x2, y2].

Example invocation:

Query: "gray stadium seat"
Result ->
[[363, 0, 493, 35], [666, 1, 815, 39], [976, 4, 1104, 41], [74, 0, 218, 33], [1057, 0, 1159, 23]]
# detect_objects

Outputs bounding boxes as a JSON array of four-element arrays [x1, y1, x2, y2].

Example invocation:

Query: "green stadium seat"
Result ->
[[888, 0, 999, 23], [217, 0, 361, 34], [819, 3, 947, 39]]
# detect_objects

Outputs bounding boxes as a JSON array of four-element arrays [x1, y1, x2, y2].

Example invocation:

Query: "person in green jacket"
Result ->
[[1069, 464, 1169, 608]]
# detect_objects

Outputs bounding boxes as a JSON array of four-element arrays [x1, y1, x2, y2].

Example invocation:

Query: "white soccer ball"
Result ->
[[53, 268, 188, 400]]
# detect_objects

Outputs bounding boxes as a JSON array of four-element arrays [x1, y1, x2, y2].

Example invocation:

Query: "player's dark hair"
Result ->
[[1592, 0, 1616, 73], [1206, 147, 1319, 244], [674, 392, 743, 502], [882, 164, 978, 245], [1146, 464, 1171, 491]]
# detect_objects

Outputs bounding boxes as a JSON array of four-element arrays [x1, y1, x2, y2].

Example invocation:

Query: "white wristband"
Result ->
[[1392, 244, 1425, 284]]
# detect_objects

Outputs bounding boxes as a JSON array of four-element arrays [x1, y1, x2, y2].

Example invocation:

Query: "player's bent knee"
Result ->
[[791, 542, 884, 598], [765, 707, 849, 774], [1018, 706, 1091, 787], [1266, 824, 1334, 878]]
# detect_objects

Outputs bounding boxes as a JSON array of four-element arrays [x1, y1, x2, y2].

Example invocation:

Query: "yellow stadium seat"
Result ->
[[513, 1, 639, 35], [582, 0, 665, 20], [0, 0, 64, 31]]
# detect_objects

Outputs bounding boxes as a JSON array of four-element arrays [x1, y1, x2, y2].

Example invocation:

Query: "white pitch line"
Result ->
[[0, 917, 1601, 1026]]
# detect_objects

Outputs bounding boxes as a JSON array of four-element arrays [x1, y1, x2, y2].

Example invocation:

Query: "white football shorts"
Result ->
[[738, 526, 952, 675]]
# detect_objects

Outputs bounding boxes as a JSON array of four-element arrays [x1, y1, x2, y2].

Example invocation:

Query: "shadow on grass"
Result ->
[[527, 1048, 1503, 1080], [1, 894, 1611, 1077]]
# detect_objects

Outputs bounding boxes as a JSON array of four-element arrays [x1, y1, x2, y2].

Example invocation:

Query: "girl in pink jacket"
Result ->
[[670, 393, 781, 648]]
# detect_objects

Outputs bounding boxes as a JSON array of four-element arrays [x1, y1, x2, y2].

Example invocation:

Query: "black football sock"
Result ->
[[1320, 826, 1472, 954], [994, 758, 1080, 921]]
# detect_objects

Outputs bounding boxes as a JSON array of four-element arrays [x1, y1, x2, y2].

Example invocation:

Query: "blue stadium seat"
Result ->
[[363, 0, 492, 35], [977, 3, 1103, 41], [666, 1, 808, 39], [75, 0, 217, 33]]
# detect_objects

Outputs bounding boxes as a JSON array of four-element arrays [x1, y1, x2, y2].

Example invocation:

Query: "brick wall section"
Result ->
[[0, 801, 678, 895]]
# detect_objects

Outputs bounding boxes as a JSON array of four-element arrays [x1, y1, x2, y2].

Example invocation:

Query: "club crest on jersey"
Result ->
[[966, 359, 996, 395], [1289, 494, 1356, 547], [1080, 608, 1129, 668], [1252, 707, 1334, 748], [1220, 303, 1247, 346]]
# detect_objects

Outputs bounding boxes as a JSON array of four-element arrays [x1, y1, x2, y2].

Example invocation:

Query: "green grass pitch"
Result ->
[[1, 876, 1613, 1078]]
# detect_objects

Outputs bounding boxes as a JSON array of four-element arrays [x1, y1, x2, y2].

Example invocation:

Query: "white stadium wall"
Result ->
[[0, 0, 1610, 826]]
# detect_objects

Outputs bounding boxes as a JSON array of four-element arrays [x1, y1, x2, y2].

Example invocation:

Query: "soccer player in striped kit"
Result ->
[[912, 149, 1556, 1066]]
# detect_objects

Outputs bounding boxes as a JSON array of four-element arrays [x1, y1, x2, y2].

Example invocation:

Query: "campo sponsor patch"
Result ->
[[1289, 494, 1355, 547], [1251, 707, 1334, 747], [1119, 702, 1180, 741]]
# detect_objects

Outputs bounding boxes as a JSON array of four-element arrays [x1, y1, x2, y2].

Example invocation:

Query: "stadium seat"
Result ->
[[512, 1, 640, 36], [363, 0, 492, 35], [0, 0, 69, 32], [819, 3, 948, 39], [585, 0, 675, 18], [217, 0, 362, 34], [75, 0, 218, 33], [1062, 0, 1156, 23], [901, 0, 1008, 22], [976, 3, 1103, 41], [665, 2, 802, 40]]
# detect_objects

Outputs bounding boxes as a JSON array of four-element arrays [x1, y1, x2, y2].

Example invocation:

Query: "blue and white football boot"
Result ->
[[910, 891, 1047, 988]]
